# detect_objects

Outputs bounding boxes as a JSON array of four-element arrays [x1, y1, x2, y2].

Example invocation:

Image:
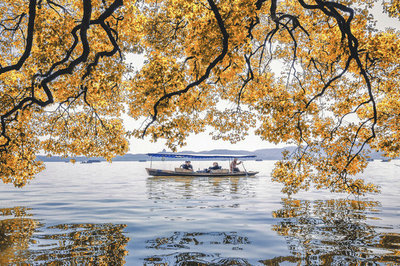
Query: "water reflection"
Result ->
[[144, 231, 251, 265], [271, 198, 400, 265], [0, 207, 40, 264], [0, 206, 129, 264], [145, 177, 400, 265], [2, 177, 400, 265], [140, 195, 400, 264], [146, 176, 254, 200]]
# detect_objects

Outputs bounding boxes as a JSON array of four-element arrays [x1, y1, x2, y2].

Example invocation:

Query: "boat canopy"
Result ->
[[147, 153, 256, 159]]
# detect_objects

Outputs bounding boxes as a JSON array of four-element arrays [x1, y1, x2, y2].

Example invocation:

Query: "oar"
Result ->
[[242, 161, 248, 177]]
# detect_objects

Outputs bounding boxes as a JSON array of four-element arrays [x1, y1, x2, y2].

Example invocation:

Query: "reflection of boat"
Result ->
[[146, 153, 259, 177]]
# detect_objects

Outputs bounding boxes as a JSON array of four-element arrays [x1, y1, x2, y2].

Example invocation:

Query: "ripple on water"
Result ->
[[0, 161, 399, 264]]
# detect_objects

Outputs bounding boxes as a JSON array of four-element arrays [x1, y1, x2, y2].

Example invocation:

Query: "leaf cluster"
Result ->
[[1, 0, 399, 194]]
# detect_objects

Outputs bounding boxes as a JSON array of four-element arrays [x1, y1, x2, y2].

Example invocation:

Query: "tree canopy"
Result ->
[[1, 0, 399, 194]]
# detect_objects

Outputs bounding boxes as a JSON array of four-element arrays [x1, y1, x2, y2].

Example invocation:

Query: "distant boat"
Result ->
[[146, 153, 258, 177], [138, 160, 147, 162], [81, 159, 101, 164], [381, 159, 391, 162], [255, 159, 263, 161]]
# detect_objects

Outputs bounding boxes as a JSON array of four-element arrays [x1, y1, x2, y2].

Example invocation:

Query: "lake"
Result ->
[[0, 160, 399, 265]]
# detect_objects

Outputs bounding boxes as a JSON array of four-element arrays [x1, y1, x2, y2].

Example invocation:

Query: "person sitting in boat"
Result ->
[[181, 161, 193, 170], [230, 158, 242, 172], [208, 162, 221, 171]]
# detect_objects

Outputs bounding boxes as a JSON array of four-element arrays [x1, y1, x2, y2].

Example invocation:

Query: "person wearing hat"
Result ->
[[208, 162, 221, 170], [180, 160, 193, 170]]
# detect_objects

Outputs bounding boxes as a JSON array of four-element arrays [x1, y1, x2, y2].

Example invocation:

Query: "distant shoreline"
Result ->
[[36, 146, 389, 162]]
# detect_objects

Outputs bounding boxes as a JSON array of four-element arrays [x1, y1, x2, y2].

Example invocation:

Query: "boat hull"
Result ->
[[146, 168, 258, 177]]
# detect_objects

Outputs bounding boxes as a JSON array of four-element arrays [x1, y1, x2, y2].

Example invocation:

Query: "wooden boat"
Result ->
[[146, 152, 259, 177], [146, 168, 258, 177]]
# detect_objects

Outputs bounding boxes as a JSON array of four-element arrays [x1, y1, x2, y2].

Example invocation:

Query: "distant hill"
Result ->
[[36, 147, 295, 162], [36, 145, 388, 162]]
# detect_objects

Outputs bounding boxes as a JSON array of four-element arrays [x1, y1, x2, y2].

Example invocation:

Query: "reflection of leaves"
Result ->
[[0, 206, 33, 218], [0, 207, 40, 264], [259, 255, 302, 265], [145, 231, 251, 265], [271, 198, 400, 264], [0, 207, 129, 265], [146, 231, 250, 249], [144, 252, 252, 266], [32, 223, 129, 265], [371, 233, 400, 264]]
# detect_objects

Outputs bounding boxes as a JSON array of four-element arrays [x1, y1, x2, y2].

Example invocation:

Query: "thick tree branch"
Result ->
[[0, 0, 36, 74], [142, 0, 229, 136], [1, 0, 124, 150]]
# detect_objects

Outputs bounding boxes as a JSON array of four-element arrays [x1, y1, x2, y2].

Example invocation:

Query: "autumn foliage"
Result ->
[[1, 0, 399, 194]]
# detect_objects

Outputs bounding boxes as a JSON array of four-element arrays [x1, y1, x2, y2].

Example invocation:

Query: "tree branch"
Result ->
[[142, 0, 229, 136]]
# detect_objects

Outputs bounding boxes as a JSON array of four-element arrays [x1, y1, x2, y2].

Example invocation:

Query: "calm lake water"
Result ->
[[0, 160, 399, 265]]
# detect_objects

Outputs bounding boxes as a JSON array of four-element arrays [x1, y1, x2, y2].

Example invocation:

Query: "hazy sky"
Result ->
[[128, 128, 285, 153], [125, 4, 399, 154], [124, 53, 285, 153]]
